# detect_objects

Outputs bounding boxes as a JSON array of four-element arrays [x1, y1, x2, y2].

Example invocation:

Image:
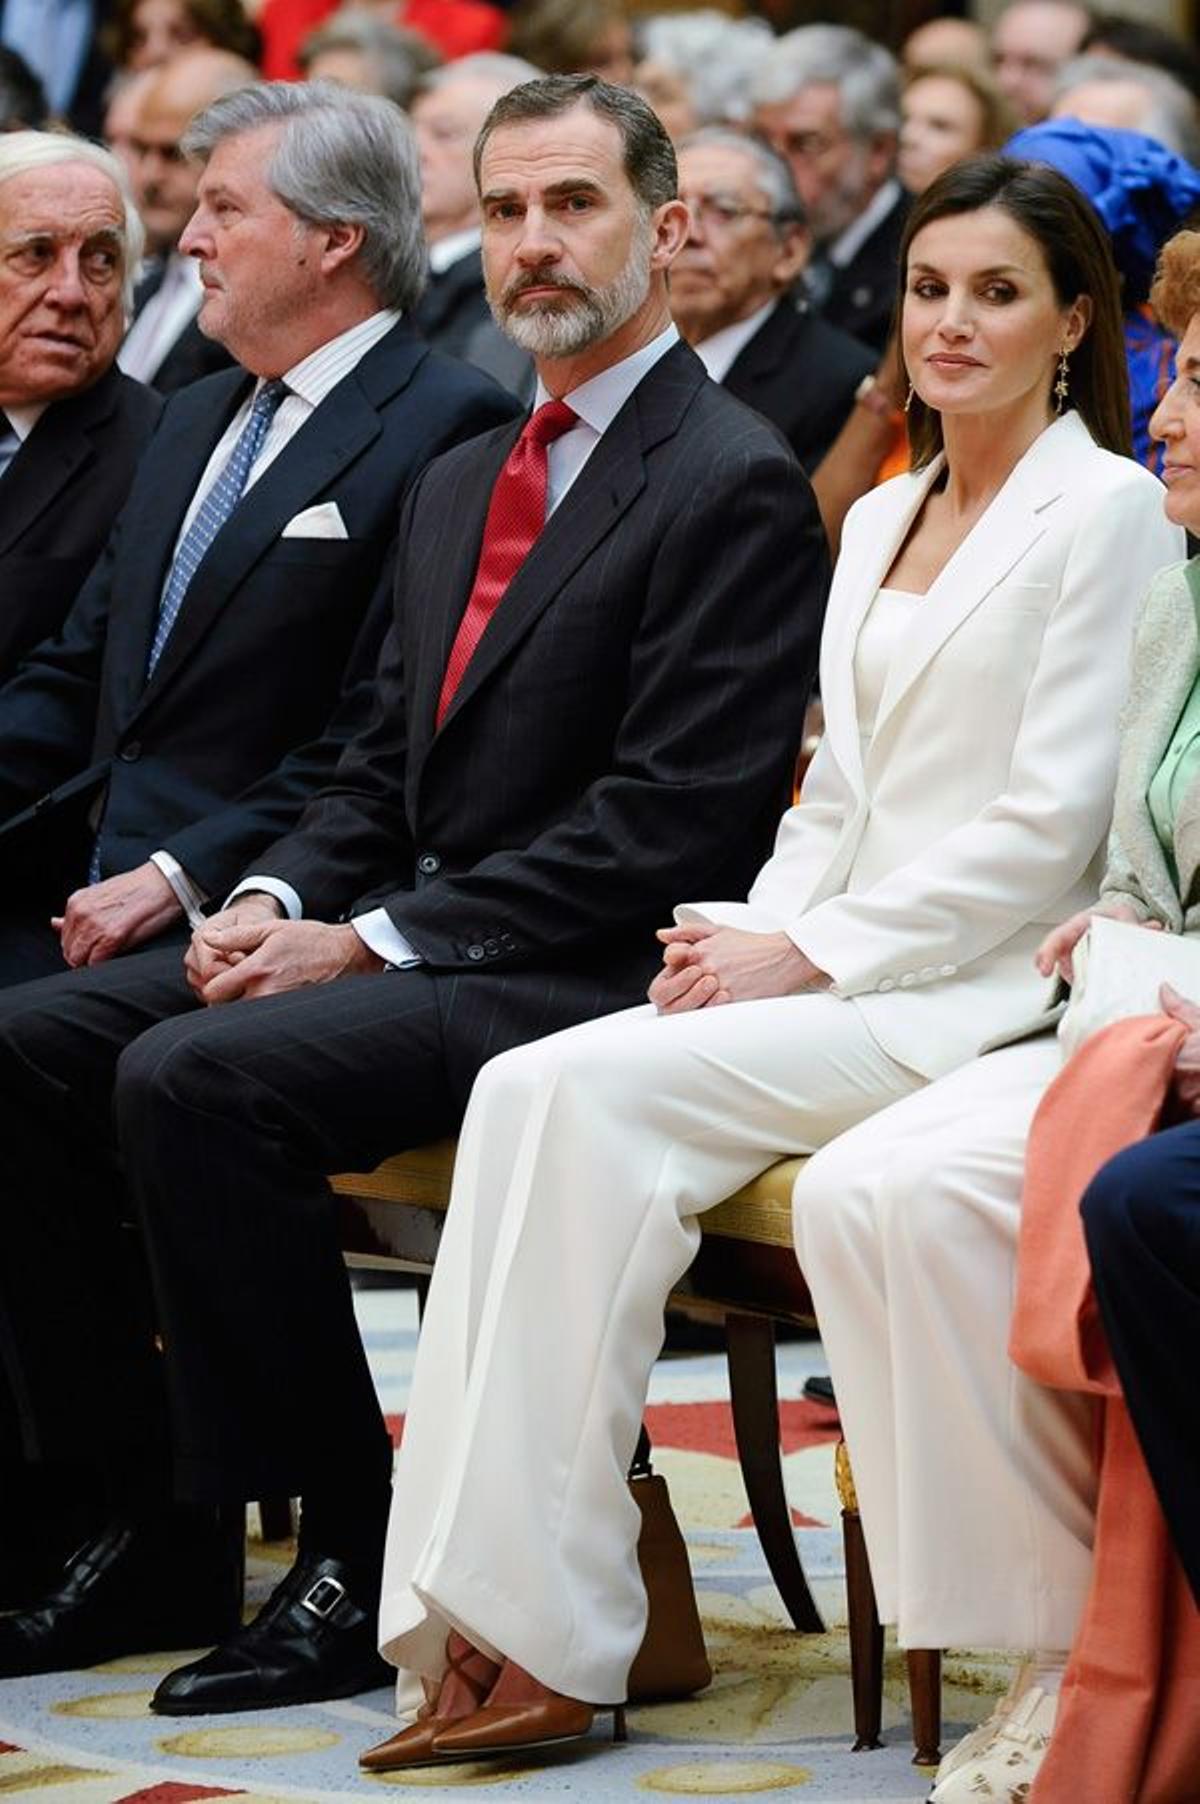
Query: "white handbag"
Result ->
[[1058, 913, 1200, 1058]]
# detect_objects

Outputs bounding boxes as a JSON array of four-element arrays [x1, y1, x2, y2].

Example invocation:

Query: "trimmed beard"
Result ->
[[490, 213, 655, 357]]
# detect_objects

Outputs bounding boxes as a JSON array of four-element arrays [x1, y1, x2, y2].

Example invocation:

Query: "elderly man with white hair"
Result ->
[[752, 24, 908, 351], [0, 132, 161, 684]]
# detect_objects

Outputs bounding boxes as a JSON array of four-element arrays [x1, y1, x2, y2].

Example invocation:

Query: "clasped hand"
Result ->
[[185, 895, 383, 1004], [649, 923, 831, 1013]]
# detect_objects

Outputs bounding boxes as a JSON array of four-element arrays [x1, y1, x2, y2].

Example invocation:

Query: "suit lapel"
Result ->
[[869, 412, 1085, 746], [432, 343, 702, 738], [0, 373, 117, 553], [103, 369, 253, 728], [129, 326, 425, 720], [821, 459, 943, 798], [722, 301, 791, 397]]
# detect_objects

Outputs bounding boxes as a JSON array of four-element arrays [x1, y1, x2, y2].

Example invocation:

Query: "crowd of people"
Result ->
[[1, 2, 1199, 1801]]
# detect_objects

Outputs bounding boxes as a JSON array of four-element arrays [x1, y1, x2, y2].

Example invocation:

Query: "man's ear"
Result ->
[[318, 220, 366, 275], [772, 221, 810, 290], [652, 197, 692, 270]]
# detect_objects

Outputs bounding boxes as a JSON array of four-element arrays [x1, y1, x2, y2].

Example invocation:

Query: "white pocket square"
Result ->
[[281, 502, 348, 540]]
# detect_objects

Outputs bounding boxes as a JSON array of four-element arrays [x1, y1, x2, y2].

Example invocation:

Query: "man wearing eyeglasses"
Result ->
[[752, 24, 908, 353], [670, 129, 873, 474]]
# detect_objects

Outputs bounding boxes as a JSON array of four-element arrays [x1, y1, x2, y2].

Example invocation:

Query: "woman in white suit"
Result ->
[[360, 157, 1182, 1776]]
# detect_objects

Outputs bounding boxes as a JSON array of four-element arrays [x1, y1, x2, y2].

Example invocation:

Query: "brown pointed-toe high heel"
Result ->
[[359, 1637, 500, 1772], [431, 1657, 627, 1762]]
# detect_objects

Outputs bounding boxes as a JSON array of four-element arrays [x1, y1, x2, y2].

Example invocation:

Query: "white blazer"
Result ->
[[681, 411, 1183, 1079]]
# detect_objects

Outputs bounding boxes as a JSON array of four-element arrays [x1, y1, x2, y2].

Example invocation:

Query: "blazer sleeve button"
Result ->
[[466, 944, 486, 961], [877, 978, 896, 992], [417, 853, 440, 876], [118, 741, 142, 762], [940, 963, 956, 977]]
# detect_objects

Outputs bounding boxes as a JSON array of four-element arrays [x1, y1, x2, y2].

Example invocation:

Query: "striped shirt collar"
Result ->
[[267, 308, 402, 410]]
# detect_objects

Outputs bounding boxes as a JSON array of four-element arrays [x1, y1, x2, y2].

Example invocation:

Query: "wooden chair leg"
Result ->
[[258, 1497, 295, 1542], [725, 1311, 822, 1633], [906, 1649, 942, 1766], [841, 1501, 884, 1751]]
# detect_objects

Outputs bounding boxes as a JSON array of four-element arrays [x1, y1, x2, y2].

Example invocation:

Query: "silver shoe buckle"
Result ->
[[300, 1575, 346, 1620]]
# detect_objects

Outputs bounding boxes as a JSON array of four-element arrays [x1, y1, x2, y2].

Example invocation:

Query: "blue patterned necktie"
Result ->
[[146, 377, 289, 679], [88, 380, 289, 887]]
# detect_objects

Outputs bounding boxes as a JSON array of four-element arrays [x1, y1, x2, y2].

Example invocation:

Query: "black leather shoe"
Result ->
[[0, 1512, 244, 1677], [803, 1373, 837, 1409], [151, 1553, 391, 1715]]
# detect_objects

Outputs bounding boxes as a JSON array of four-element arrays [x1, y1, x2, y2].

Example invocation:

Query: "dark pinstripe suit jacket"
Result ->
[[255, 341, 828, 1088]]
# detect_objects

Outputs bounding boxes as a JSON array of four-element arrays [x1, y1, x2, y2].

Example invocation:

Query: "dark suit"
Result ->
[[0, 367, 161, 682], [813, 185, 910, 353], [0, 319, 518, 968], [722, 299, 875, 473], [0, 340, 828, 1504], [413, 246, 534, 401]]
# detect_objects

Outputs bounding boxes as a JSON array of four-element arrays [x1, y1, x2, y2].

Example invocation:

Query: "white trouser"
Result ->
[[378, 992, 920, 1708], [794, 1034, 1097, 1653]]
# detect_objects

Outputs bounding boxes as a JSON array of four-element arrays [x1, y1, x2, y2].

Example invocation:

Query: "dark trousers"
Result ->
[[0, 939, 624, 1508], [1081, 1120, 1200, 1607]]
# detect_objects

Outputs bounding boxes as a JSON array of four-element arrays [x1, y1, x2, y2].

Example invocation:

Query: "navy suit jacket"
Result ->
[[0, 367, 161, 682], [0, 320, 518, 901]]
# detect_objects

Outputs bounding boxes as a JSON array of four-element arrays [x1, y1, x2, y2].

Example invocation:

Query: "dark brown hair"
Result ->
[[104, 0, 259, 69], [899, 153, 1131, 467], [473, 73, 676, 212]]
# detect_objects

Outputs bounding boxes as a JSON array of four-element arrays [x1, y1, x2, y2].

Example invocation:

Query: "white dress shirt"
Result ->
[[690, 299, 776, 385], [236, 323, 681, 965], [117, 254, 205, 384], [146, 309, 401, 919]]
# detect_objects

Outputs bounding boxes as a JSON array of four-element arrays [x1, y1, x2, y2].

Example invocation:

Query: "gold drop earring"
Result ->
[[1054, 344, 1070, 414]]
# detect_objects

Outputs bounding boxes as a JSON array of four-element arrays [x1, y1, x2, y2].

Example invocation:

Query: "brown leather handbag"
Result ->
[[627, 1463, 713, 1703]]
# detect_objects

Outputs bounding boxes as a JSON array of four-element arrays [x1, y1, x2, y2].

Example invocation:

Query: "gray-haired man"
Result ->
[[0, 77, 514, 1638], [753, 24, 908, 351], [0, 131, 161, 681]]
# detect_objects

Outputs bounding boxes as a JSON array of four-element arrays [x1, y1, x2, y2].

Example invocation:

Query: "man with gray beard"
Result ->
[[0, 75, 827, 1711]]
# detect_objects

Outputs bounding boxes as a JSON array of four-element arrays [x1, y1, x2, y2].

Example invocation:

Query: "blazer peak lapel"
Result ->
[[823, 459, 944, 797]]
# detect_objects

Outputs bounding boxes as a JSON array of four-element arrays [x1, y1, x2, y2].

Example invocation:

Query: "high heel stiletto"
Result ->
[[431, 1696, 627, 1759], [358, 1639, 499, 1772]]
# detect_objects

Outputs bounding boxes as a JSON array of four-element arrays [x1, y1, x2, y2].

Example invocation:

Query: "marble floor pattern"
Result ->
[[0, 1290, 1007, 1802]]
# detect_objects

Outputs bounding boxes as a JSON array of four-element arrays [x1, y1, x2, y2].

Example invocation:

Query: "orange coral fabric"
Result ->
[[1010, 1016, 1200, 1803]]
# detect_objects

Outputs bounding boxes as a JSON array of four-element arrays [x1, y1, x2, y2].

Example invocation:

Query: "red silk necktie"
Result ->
[[436, 398, 577, 727]]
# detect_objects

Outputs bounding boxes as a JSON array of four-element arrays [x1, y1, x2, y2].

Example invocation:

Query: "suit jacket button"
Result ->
[[118, 741, 142, 762], [484, 938, 500, 956], [466, 943, 486, 961], [877, 978, 896, 993], [898, 973, 916, 988], [417, 853, 440, 876]]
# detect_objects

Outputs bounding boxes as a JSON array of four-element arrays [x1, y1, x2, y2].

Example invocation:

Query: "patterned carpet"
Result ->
[[0, 1291, 1008, 1802]]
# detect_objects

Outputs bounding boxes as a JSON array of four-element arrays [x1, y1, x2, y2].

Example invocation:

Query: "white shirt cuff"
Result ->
[[149, 849, 208, 929], [352, 907, 422, 967], [225, 875, 302, 919]]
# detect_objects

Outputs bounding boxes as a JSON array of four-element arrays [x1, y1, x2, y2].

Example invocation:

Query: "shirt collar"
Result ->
[[828, 178, 902, 270], [428, 226, 483, 275], [2, 401, 49, 442], [534, 322, 679, 435], [277, 308, 401, 408], [691, 299, 777, 384]]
